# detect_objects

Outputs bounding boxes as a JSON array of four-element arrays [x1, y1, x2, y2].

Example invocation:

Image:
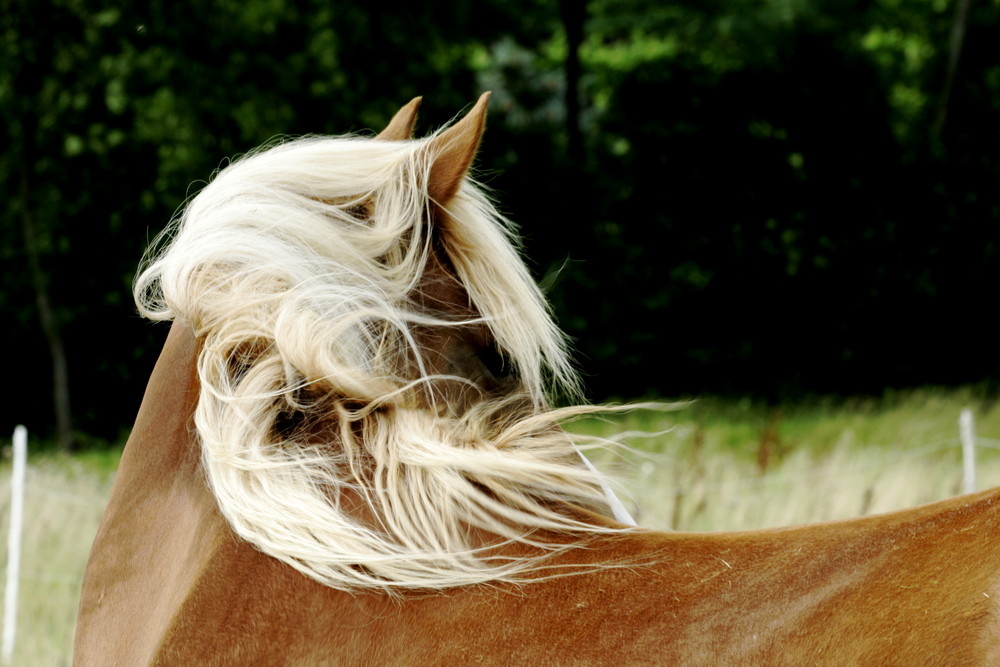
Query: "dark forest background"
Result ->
[[3, 0, 998, 450]]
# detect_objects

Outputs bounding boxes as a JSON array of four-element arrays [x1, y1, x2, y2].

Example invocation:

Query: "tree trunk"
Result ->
[[934, 0, 974, 138], [20, 173, 75, 452]]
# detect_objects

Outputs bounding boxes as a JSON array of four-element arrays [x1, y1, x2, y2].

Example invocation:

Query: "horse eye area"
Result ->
[[477, 344, 512, 380]]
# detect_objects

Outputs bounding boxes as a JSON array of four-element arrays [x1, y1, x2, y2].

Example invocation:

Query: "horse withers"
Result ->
[[76, 94, 1000, 665]]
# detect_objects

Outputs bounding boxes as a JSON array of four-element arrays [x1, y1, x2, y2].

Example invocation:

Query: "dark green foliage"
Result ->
[[2, 0, 999, 443]]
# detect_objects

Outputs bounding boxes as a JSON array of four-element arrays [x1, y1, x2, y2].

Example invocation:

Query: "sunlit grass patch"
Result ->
[[575, 386, 1000, 531], [0, 452, 117, 666]]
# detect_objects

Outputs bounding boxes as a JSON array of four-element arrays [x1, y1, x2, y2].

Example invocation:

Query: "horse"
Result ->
[[76, 94, 1000, 665]]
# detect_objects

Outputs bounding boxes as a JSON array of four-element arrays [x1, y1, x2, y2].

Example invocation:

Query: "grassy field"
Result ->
[[0, 450, 117, 666], [576, 385, 1000, 531], [2, 386, 999, 664]]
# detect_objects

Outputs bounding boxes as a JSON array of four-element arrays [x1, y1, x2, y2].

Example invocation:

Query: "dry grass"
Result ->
[[0, 453, 115, 667], [578, 386, 1000, 531], [2, 386, 999, 664]]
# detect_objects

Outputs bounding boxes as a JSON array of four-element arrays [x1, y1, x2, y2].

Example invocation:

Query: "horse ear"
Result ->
[[376, 97, 422, 141], [426, 92, 491, 205]]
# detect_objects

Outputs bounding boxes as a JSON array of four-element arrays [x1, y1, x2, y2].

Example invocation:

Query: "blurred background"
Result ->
[[3, 0, 999, 451]]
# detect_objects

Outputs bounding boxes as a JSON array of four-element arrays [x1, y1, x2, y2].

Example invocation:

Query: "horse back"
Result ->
[[85, 481, 1000, 664]]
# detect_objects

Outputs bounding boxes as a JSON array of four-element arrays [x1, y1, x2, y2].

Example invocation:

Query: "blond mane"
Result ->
[[133, 106, 630, 594]]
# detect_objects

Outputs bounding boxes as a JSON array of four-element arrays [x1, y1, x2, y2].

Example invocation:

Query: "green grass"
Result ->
[[2, 385, 999, 664], [575, 386, 1000, 531], [0, 452, 118, 666]]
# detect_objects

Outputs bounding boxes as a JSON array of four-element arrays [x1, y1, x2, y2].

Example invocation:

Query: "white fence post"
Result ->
[[960, 408, 976, 495], [2, 426, 26, 664]]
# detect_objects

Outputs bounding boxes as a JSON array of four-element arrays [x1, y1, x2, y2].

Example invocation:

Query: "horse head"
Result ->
[[374, 94, 522, 412], [128, 94, 624, 594]]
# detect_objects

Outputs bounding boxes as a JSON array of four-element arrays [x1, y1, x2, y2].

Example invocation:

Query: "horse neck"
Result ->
[[126, 322, 202, 472], [76, 322, 222, 663]]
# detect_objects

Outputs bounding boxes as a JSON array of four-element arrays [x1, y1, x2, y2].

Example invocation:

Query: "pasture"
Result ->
[[3, 386, 999, 665]]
